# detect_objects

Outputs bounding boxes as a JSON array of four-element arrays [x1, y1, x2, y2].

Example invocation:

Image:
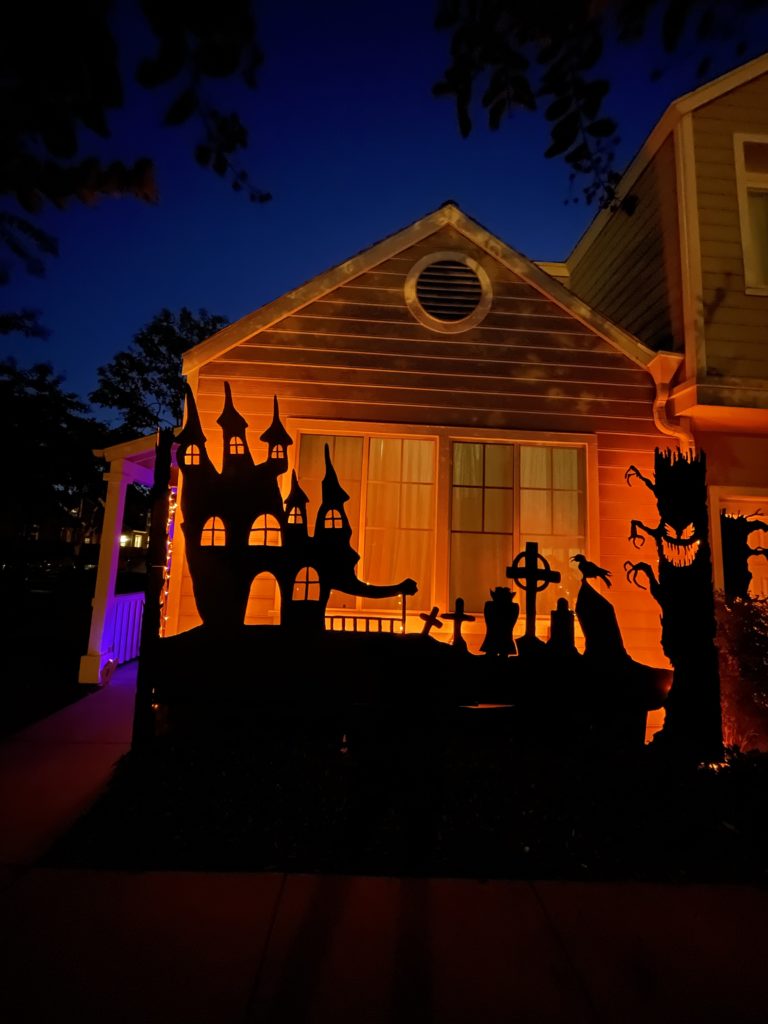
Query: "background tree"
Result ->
[[90, 307, 229, 435], [0, 360, 105, 546], [1, 2, 267, 337], [434, 0, 768, 208]]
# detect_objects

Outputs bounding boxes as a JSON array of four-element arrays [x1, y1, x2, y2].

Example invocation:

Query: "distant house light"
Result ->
[[119, 534, 129, 547]]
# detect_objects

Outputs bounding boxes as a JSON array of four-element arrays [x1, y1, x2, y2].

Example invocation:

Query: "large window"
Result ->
[[451, 442, 586, 614], [297, 433, 436, 610], [735, 135, 768, 291]]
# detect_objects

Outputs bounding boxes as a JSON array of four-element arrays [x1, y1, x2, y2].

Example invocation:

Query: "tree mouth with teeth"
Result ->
[[660, 523, 701, 568]]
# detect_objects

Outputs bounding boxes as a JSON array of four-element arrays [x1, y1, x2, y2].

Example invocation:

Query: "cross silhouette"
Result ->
[[441, 597, 475, 652], [506, 541, 561, 639], [419, 605, 443, 636]]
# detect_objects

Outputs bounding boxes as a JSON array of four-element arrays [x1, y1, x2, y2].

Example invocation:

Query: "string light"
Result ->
[[159, 486, 178, 637]]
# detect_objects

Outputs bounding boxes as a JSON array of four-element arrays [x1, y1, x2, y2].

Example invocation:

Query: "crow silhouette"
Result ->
[[571, 554, 612, 587]]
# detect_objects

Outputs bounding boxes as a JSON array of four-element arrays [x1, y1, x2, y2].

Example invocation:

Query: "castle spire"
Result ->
[[260, 395, 293, 460], [321, 444, 350, 506], [176, 383, 206, 447], [216, 381, 253, 466], [285, 470, 309, 530]]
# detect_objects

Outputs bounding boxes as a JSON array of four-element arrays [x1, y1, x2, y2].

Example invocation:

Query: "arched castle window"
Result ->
[[184, 444, 200, 466], [270, 444, 286, 461], [249, 514, 281, 546], [324, 509, 343, 529], [200, 517, 226, 546], [293, 566, 320, 601], [229, 436, 245, 455], [287, 506, 304, 525]]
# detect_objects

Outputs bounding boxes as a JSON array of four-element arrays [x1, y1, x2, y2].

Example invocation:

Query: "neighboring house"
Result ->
[[80, 53, 768, 687], [566, 51, 768, 598]]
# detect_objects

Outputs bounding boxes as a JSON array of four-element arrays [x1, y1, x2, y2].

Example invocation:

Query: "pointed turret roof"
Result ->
[[260, 395, 293, 448], [175, 384, 207, 447], [216, 381, 249, 436], [285, 470, 309, 511], [321, 444, 350, 506]]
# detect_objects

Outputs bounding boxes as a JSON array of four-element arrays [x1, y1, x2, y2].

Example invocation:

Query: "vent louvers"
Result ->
[[415, 260, 483, 322]]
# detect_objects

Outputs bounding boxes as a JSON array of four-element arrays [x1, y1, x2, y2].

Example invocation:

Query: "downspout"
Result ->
[[647, 351, 695, 453]]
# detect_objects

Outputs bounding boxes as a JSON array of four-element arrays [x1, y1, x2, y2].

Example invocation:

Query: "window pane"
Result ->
[[452, 487, 482, 531], [400, 482, 434, 529], [485, 444, 514, 486], [552, 447, 579, 490], [402, 439, 435, 483], [484, 488, 514, 533], [453, 443, 483, 485], [364, 528, 433, 610], [299, 434, 332, 479], [368, 437, 401, 482], [520, 489, 552, 534], [450, 533, 515, 614], [520, 446, 551, 488], [747, 189, 768, 285], [333, 436, 364, 481], [365, 482, 399, 528], [553, 491, 581, 535]]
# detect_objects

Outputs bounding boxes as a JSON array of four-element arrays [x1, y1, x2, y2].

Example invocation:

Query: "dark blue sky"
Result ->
[[6, 3, 768, 403]]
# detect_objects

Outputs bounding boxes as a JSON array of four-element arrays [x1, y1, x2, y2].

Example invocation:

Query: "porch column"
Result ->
[[78, 459, 136, 683]]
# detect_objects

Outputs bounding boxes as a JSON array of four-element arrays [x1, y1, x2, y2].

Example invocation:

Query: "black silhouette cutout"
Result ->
[[720, 510, 768, 601], [176, 383, 417, 630], [571, 553, 612, 588], [419, 606, 443, 636], [441, 598, 475, 652], [624, 450, 722, 761], [506, 541, 560, 654], [480, 586, 519, 656], [547, 597, 576, 656]]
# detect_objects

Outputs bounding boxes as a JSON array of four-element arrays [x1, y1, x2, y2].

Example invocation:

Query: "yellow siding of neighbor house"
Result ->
[[173, 224, 669, 666], [568, 136, 684, 353], [693, 72, 768, 379]]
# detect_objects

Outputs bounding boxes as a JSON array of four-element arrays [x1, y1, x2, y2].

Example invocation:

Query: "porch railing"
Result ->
[[105, 592, 145, 664], [325, 614, 403, 634]]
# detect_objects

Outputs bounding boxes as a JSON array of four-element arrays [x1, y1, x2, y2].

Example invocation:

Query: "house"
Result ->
[[79, 53, 768, 698]]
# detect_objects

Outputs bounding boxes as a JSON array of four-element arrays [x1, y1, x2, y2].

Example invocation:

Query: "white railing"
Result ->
[[325, 614, 404, 634], [105, 592, 145, 664]]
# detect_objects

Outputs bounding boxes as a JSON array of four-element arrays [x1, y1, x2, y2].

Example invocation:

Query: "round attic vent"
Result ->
[[405, 252, 492, 333], [416, 260, 482, 321]]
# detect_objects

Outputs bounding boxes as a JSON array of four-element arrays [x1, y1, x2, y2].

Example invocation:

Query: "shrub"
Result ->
[[715, 593, 768, 752]]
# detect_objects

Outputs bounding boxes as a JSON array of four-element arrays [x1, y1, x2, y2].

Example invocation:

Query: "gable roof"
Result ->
[[183, 202, 657, 374], [569, 51, 768, 267]]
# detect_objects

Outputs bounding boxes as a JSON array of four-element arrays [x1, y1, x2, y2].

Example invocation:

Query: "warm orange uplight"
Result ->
[[229, 436, 245, 454]]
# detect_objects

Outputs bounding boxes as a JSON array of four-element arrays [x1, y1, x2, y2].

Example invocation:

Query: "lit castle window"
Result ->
[[287, 506, 303, 525], [229, 436, 245, 455], [325, 509, 343, 529], [293, 566, 320, 600], [184, 444, 201, 466], [270, 444, 286, 460], [249, 514, 281, 546], [201, 517, 226, 546]]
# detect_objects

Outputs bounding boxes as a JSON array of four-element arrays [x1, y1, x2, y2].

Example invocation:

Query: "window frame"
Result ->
[[287, 418, 599, 622], [734, 132, 768, 295]]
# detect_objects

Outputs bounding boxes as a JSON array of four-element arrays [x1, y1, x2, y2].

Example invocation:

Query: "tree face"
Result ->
[[89, 307, 229, 434]]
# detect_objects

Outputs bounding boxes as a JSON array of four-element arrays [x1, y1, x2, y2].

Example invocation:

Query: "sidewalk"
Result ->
[[1, 668, 767, 1023]]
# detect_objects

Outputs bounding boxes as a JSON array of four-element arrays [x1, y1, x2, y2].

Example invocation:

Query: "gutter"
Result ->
[[647, 352, 695, 452]]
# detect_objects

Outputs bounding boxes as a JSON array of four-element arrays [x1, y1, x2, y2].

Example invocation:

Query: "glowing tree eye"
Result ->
[[680, 524, 695, 540]]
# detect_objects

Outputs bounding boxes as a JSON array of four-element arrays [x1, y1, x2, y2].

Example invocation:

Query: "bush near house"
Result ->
[[716, 594, 768, 752]]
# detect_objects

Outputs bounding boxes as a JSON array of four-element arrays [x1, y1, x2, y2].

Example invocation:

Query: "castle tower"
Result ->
[[217, 381, 254, 473], [314, 444, 352, 543], [259, 395, 292, 476], [285, 470, 310, 535], [176, 383, 214, 475]]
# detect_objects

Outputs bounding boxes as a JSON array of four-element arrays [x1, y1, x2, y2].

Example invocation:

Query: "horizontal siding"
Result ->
[[173, 224, 669, 664], [693, 71, 768, 379], [569, 135, 684, 352]]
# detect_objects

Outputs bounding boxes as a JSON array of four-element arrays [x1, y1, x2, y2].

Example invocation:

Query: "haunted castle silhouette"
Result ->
[[176, 384, 417, 630]]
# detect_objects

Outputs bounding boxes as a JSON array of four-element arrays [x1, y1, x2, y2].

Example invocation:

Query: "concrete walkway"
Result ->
[[1, 668, 767, 1023]]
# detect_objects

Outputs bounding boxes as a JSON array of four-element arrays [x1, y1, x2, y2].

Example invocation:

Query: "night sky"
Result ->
[[6, 3, 768, 404]]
